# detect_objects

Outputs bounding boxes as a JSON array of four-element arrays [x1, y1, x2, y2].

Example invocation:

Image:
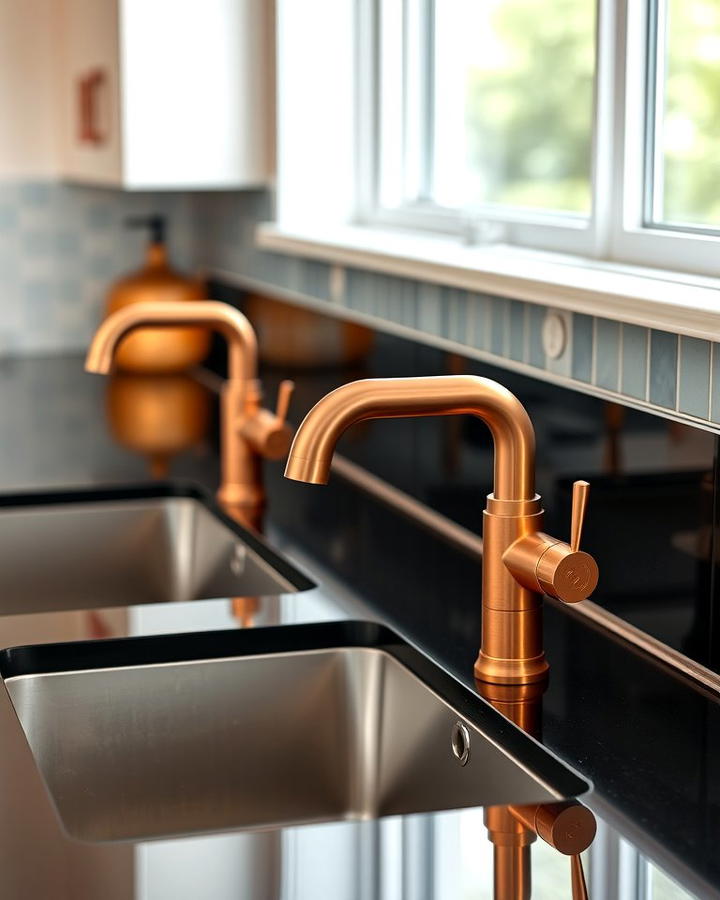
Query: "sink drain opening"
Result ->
[[451, 721, 470, 766]]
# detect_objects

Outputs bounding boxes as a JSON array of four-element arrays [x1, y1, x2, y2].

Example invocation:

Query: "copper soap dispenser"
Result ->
[[104, 215, 210, 373]]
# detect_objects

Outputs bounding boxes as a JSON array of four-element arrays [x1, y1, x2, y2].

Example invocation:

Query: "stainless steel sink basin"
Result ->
[[0, 621, 589, 843], [0, 484, 314, 614]]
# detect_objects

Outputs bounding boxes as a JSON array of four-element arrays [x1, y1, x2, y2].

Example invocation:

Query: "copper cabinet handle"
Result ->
[[78, 68, 107, 145]]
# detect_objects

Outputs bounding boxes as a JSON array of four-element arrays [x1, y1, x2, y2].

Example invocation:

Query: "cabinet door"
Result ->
[[58, 0, 122, 185]]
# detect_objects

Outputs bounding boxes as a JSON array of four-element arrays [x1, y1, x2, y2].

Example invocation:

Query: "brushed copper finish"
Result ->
[[571, 853, 589, 900], [477, 677, 596, 900], [284, 375, 536, 500], [86, 300, 294, 518], [509, 801, 596, 855], [284, 374, 598, 687], [492, 841, 532, 900], [570, 481, 589, 551]]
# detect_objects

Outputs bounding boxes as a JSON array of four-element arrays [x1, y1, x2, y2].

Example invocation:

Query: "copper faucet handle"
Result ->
[[571, 854, 589, 900], [510, 800, 596, 855], [510, 802, 593, 899], [541, 478, 596, 604], [570, 480, 590, 552], [275, 379, 294, 425], [504, 533, 599, 606], [241, 380, 295, 461]]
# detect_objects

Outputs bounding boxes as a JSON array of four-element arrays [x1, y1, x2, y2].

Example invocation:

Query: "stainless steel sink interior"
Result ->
[[0, 621, 589, 843], [0, 484, 314, 615]]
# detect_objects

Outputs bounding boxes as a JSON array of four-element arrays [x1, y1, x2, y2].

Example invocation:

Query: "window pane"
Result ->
[[432, 0, 596, 214], [651, 0, 720, 228], [647, 859, 699, 900]]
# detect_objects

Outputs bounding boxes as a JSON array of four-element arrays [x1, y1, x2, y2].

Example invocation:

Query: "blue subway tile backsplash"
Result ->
[[471, 293, 491, 352], [0, 179, 194, 356], [571, 314, 593, 383], [710, 345, 720, 424], [509, 300, 525, 362], [1, 181, 714, 432], [649, 330, 678, 410], [620, 324, 648, 400], [527, 305, 546, 370], [490, 296, 508, 356], [678, 336, 711, 419], [594, 319, 620, 392]]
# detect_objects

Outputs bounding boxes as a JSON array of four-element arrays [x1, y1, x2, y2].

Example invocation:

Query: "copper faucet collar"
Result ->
[[486, 495, 543, 517]]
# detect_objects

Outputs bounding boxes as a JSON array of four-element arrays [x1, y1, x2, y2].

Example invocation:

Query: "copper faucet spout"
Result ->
[[85, 300, 258, 384], [284, 375, 536, 501]]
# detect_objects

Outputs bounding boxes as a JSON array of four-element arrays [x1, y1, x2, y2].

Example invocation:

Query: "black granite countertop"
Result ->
[[0, 352, 716, 900]]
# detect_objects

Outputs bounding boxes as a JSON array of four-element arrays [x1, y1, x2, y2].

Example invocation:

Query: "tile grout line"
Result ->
[[590, 317, 598, 386], [484, 296, 492, 353], [502, 300, 510, 358], [709, 342, 715, 421], [675, 333, 682, 413], [465, 289, 475, 349]]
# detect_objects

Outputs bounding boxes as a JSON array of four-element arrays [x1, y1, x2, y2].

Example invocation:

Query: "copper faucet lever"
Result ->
[[571, 854, 589, 900], [571, 480, 590, 552], [275, 379, 294, 424]]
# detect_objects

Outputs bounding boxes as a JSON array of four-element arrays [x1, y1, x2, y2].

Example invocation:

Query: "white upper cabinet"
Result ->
[[57, 0, 271, 190]]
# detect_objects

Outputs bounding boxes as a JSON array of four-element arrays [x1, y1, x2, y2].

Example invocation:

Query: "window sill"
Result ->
[[256, 222, 720, 341]]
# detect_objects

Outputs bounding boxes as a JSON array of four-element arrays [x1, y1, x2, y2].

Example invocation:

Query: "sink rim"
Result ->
[[0, 479, 316, 595], [0, 619, 591, 807]]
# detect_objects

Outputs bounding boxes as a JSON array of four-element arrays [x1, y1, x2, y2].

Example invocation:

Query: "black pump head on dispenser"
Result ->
[[125, 214, 166, 245]]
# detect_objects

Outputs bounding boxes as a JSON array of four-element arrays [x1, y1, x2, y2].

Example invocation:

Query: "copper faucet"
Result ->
[[479, 679, 594, 900], [284, 374, 599, 686], [86, 300, 294, 524]]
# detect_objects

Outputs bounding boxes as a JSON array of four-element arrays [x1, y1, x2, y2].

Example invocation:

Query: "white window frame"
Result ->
[[264, 0, 720, 338], [357, 0, 614, 259], [357, 0, 720, 277], [608, 0, 720, 276]]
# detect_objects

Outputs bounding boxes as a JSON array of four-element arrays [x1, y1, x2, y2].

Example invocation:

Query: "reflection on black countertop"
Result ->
[[212, 287, 717, 673], [1, 305, 719, 895]]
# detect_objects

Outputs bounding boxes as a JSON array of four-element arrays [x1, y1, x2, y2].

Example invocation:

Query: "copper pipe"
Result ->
[[493, 843, 532, 900], [87, 300, 292, 513], [285, 375, 536, 501]]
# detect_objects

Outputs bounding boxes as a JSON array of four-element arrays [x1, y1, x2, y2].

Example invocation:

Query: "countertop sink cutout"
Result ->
[[0, 621, 590, 843], [0, 483, 314, 614]]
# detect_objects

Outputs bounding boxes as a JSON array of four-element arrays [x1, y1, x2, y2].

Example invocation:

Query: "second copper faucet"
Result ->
[[86, 300, 293, 523]]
